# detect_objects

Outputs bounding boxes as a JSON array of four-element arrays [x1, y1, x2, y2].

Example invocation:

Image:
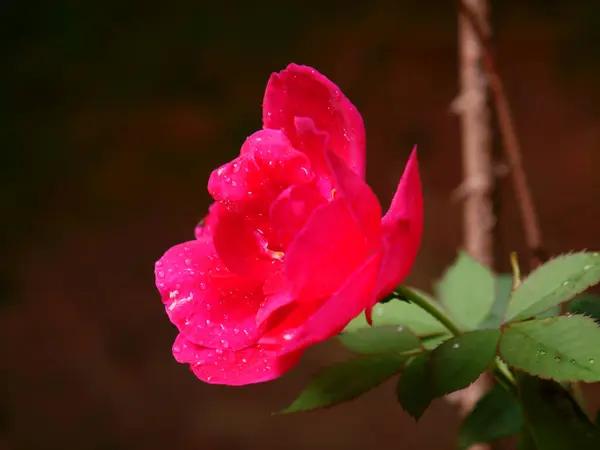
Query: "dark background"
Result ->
[[2, 1, 600, 449]]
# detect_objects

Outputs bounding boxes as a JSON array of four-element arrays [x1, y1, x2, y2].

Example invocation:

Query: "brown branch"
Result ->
[[457, 0, 547, 269], [457, 0, 591, 428], [457, 0, 495, 270], [449, 3, 494, 450]]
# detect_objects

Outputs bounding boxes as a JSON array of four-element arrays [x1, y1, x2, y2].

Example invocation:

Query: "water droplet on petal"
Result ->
[[537, 349, 547, 356], [583, 265, 594, 271], [241, 358, 247, 363], [215, 348, 223, 355], [452, 343, 460, 349], [589, 358, 595, 364], [554, 356, 561, 362], [562, 281, 570, 287], [283, 333, 293, 341], [155, 260, 163, 267], [570, 358, 576, 364], [157, 271, 165, 279], [221, 340, 229, 349]]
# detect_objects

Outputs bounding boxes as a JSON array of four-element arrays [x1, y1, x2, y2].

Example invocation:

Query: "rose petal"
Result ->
[[173, 334, 304, 386], [213, 211, 282, 280], [269, 184, 326, 247], [209, 130, 313, 215], [292, 116, 336, 198], [376, 148, 423, 299], [240, 128, 289, 157], [155, 239, 263, 351], [208, 154, 270, 215], [249, 130, 313, 186], [262, 253, 381, 354], [284, 198, 370, 301], [263, 64, 366, 178], [325, 149, 381, 247], [254, 269, 297, 333], [209, 128, 315, 254]]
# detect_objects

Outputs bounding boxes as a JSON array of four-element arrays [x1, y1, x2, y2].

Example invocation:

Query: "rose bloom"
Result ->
[[155, 64, 423, 385]]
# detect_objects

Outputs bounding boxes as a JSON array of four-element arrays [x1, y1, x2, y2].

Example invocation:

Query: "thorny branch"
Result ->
[[451, 2, 494, 449], [457, 0, 548, 270], [457, 0, 593, 421]]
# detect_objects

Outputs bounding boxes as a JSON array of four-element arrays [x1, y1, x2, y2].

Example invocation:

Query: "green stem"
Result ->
[[510, 252, 522, 289], [493, 359, 517, 394], [395, 285, 517, 395], [395, 286, 462, 336]]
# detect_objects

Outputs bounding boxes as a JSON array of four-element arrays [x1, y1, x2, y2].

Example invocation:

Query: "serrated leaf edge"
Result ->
[[396, 354, 434, 421], [499, 315, 600, 382], [277, 355, 407, 415], [506, 251, 600, 322]]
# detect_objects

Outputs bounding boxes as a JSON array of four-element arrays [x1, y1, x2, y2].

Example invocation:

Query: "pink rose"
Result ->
[[155, 64, 423, 385]]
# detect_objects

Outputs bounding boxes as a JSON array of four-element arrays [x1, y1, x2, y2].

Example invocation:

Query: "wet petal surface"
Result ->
[[263, 64, 366, 178], [156, 239, 263, 351], [173, 334, 304, 385]]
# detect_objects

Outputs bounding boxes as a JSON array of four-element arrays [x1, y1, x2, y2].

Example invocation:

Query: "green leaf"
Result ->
[[338, 325, 422, 355], [517, 373, 600, 449], [535, 306, 561, 319], [430, 329, 500, 395], [279, 355, 407, 414], [480, 273, 514, 328], [437, 251, 496, 330], [499, 316, 600, 382], [344, 294, 446, 337], [458, 383, 523, 449], [569, 292, 600, 324], [505, 252, 600, 322], [396, 354, 435, 420], [421, 333, 451, 350], [482, 275, 558, 322]]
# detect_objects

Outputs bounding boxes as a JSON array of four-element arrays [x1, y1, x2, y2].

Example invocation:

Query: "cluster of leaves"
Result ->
[[280, 251, 600, 449]]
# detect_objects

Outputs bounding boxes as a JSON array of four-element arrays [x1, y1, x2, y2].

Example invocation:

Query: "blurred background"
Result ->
[[2, 1, 600, 449]]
